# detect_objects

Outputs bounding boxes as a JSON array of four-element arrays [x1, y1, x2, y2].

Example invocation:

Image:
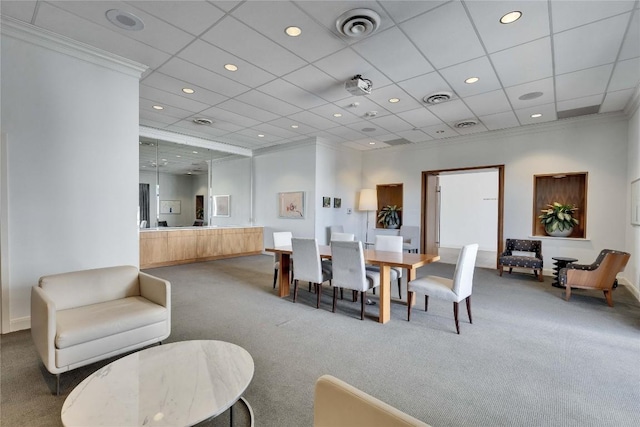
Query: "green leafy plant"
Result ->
[[377, 205, 402, 228], [538, 202, 579, 233]]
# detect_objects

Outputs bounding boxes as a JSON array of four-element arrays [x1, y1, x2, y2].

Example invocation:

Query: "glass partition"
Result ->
[[139, 136, 252, 228]]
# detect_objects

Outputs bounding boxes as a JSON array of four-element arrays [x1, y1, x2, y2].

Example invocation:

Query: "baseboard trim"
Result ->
[[619, 278, 639, 301], [10, 316, 30, 332]]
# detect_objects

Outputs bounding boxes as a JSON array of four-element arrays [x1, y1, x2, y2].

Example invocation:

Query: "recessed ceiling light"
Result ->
[[192, 151, 198, 154], [333, 113, 342, 117], [176, 155, 181, 158], [500, 11, 522, 24], [105, 9, 144, 31], [258, 134, 265, 138], [291, 124, 299, 129], [531, 113, 543, 118], [464, 77, 479, 84], [152, 105, 164, 110], [224, 64, 238, 72], [369, 142, 376, 145], [285, 26, 302, 37], [182, 88, 195, 94], [388, 98, 400, 103]]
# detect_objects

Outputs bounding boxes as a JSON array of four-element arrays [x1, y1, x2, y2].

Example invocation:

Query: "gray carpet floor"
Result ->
[[2, 254, 639, 426]]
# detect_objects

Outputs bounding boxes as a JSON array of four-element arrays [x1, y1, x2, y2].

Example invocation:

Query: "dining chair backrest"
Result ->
[[291, 238, 324, 283], [399, 226, 419, 242], [452, 244, 479, 299], [330, 240, 369, 292], [139, 220, 147, 229], [330, 225, 344, 234], [273, 231, 293, 247], [374, 235, 403, 253], [330, 232, 355, 242]]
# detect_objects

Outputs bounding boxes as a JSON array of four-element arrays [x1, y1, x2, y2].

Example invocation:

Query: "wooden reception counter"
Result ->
[[140, 226, 264, 269]]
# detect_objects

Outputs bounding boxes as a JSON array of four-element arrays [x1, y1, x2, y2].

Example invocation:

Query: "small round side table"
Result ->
[[552, 257, 578, 288]]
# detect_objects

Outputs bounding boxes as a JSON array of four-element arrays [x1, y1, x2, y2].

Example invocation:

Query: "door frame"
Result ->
[[420, 165, 505, 268]]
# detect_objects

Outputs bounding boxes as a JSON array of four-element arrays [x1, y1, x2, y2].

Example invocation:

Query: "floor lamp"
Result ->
[[358, 189, 378, 244]]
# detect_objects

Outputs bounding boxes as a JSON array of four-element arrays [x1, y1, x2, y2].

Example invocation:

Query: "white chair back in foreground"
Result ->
[[291, 238, 332, 308], [330, 240, 380, 320], [407, 243, 479, 334]]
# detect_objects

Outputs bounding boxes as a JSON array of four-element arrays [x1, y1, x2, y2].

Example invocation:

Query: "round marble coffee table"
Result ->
[[61, 340, 254, 426]]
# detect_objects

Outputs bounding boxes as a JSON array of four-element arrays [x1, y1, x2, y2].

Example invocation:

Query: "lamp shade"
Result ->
[[358, 189, 378, 211]]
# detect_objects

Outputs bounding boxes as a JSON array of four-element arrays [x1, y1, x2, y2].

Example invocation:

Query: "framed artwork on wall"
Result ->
[[213, 195, 230, 217], [632, 178, 640, 226], [323, 197, 330, 208], [279, 191, 305, 219], [333, 198, 342, 208], [160, 200, 181, 214]]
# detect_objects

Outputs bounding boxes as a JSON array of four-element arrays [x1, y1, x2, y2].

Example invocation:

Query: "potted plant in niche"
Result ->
[[377, 205, 402, 229], [538, 202, 579, 237]]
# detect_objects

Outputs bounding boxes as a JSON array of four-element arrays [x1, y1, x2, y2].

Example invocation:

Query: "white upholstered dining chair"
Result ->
[[407, 243, 478, 334], [399, 226, 420, 253], [273, 231, 293, 289], [330, 240, 380, 320], [330, 232, 355, 242], [291, 238, 332, 308], [366, 235, 404, 299]]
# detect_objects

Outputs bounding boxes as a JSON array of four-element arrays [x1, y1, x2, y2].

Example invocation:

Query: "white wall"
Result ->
[[626, 97, 640, 297], [439, 171, 498, 251], [1, 26, 143, 331], [315, 141, 363, 244], [209, 156, 252, 226], [254, 141, 317, 248], [362, 114, 630, 278]]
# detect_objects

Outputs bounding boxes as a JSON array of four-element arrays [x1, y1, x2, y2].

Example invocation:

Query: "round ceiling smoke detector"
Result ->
[[192, 118, 213, 125], [423, 92, 452, 105], [106, 9, 144, 31], [336, 9, 381, 38], [454, 120, 478, 129]]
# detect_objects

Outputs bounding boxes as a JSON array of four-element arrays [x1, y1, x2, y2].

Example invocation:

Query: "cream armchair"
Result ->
[[31, 265, 170, 394]]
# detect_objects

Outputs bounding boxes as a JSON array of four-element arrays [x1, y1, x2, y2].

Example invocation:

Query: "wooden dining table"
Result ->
[[265, 244, 440, 324]]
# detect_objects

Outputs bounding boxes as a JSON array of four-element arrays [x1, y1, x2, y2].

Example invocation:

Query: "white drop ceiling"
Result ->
[[2, 0, 639, 159]]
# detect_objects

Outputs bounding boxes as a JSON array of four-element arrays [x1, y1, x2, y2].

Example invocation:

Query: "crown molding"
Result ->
[[1, 16, 146, 78], [139, 126, 252, 157]]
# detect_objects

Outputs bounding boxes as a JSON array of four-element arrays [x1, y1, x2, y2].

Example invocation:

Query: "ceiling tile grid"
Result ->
[[0, 0, 637, 155]]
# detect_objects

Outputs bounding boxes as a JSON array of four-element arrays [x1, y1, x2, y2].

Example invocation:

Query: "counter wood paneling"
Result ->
[[140, 226, 263, 269]]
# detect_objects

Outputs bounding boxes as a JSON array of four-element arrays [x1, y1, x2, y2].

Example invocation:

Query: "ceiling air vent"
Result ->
[[454, 120, 478, 129], [384, 138, 413, 146], [192, 118, 213, 125], [423, 92, 452, 105], [557, 105, 600, 119], [336, 9, 381, 38]]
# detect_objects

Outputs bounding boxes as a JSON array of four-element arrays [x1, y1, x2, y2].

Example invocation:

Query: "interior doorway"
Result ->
[[195, 195, 204, 220], [421, 165, 504, 268]]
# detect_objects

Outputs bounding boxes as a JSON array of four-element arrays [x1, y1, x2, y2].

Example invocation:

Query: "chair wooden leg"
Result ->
[[316, 284, 321, 308], [537, 269, 543, 282], [407, 291, 413, 321], [273, 268, 278, 289], [499, 265, 503, 276], [453, 302, 460, 334], [565, 285, 571, 301], [360, 291, 365, 320], [508, 268, 513, 274], [293, 280, 299, 302], [397, 278, 402, 299], [604, 290, 614, 307], [332, 287, 337, 313], [309, 282, 313, 293], [352, 290, 357, 302], [340, 288, 344, 300], [466, 296, 472, 324], [425, 295, 429, 311]]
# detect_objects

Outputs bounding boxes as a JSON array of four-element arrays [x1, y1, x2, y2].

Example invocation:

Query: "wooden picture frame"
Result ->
[[333, 198, 342, 208], [279, 191, 305, 219]]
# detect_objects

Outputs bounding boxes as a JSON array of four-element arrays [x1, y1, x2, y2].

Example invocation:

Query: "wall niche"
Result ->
[[376, 183, 403, 228], [532, 172, 587, 238]]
